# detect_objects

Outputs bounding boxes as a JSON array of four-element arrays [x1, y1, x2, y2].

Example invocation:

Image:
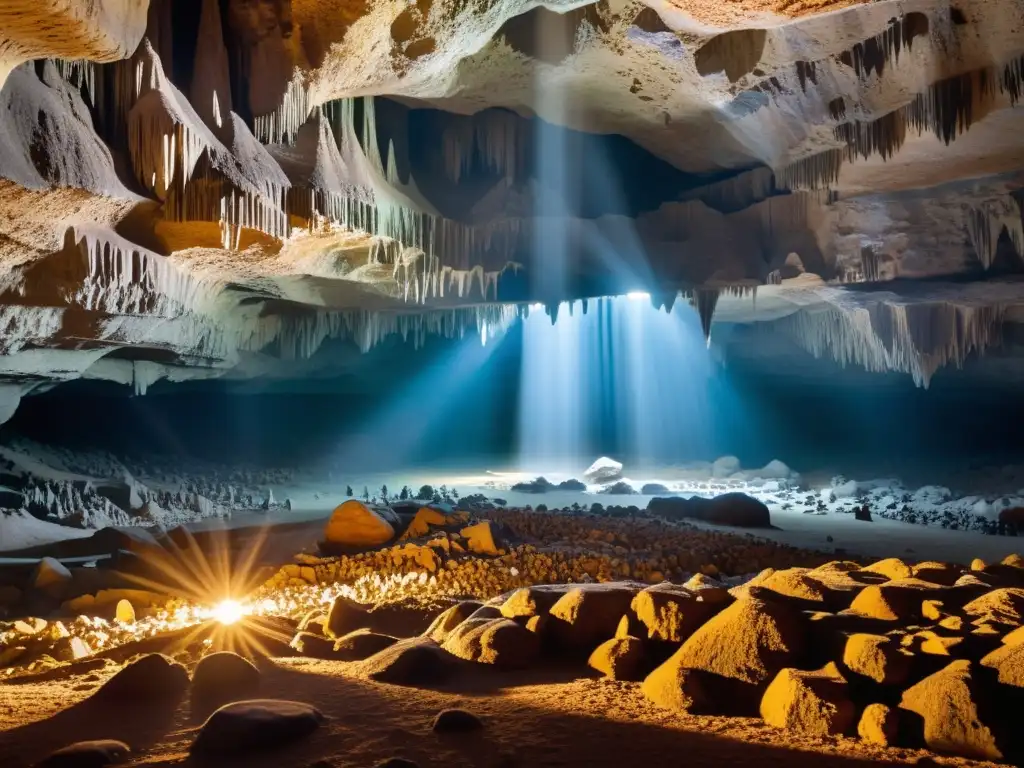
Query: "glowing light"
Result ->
[[529, 302, 543, 310], [481, 322, 488, 346], [209, 599, 247, 625], [626, 291, 650, 300]]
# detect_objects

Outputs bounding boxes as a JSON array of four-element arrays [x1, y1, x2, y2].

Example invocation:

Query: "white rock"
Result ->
[[583, 457, 623, 483]]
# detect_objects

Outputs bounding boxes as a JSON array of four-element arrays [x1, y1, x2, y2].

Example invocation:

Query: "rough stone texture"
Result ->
[[631, 583, 730, 643], [760, 663, 856, 737], [432, 708, 483, 733], [842, 633, 912, 685], [423, 600, 484, 643], [359, 638, 453, 687], [324, 500, 396, 548], [34, 739, 130, 768], [191, 652, 261, 712], [94, 653, 189, 702], [858, 703, 899, 746], [848, 579, 945, 622], [899, 660, 1003, 761], [588, 636, 645, 681], [190, 699, 324, 755], [548, 585, 640, 651], [641, 661, 711, 714]]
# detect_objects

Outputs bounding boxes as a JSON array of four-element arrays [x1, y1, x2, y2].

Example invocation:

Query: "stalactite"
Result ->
[[795, 60, 816, 92], [860, 246, 881, 281], [828, 97, 846, 121], [1002, 56, 1024, 104], [838, 12, 930, 80], [775, 148, 844, 192], [690, 289, 720, 346], [190, 0, 232, 135], [442, 110, 525, 183], [780, 300, 1004, 387], [254, 71, 310, 145]]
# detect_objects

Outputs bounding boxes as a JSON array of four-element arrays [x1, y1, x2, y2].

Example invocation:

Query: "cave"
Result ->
[[2, 0, 1024, 765]]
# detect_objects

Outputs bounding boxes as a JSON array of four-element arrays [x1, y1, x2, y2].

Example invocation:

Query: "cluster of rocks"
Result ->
[[280, 553, 1024, 762]]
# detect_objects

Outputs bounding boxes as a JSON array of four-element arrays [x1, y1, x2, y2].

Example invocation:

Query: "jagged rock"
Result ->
[[630, 583, 729, 643], [432, 708, 483, 732], [34, 740, 130, 768], [647, 493, 771, 528], [190, 699, 324, 755], [323, 500, 396, 548], [325, 595, 371, 638], [360, 638, 453, 686], [588, 636, 645, 680], [191, 652, 261, 712], [652, 594, 806, 713], [858, 703, 899, 746], [95, 653, 189, 702], [760, 663, 855, 737], [842, 633, 913, 685], [962, 588, 1024, 626], [333, 629, 399, 661], [459, 521, 501, 556], [400, 507, 446, 539], [899, 660, 1003, 760], [423, 600, 484, 643], [548, 584, 639, 650], [980, 642, 1024, 686]]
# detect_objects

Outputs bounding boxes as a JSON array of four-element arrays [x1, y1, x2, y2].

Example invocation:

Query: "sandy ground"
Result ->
[[0, 650, 1003, 768]]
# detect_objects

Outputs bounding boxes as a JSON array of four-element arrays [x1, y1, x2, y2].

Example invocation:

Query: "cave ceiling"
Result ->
[[0, 0, 1021, 412]]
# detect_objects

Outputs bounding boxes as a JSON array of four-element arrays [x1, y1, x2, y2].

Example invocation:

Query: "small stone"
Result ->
[[34, 739, 130, 768], [432, 708, 483, 733], [114, 599, 135, 624], [858, 703, 898, 746], [291, 632, 338, 658], [95, 653, 189, 702], [333, 629, 398, 661], [588, 636, 644, 681], [460, 522, 501, 556], [191, 652, 261, 712], [191, 699, 324, 755], [32, 557, 72, 598], [842, 634, 912, 685], [760, 663, 855, 737]]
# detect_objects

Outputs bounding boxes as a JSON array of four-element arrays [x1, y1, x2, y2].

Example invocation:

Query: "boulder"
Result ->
[[911, 562, 963, 587], [641, 661, 711, 713], [360, 638, 453, 687], [899, 660, 1003, 760], [760, 663, 855, 737], [323, 500, 396, 548], [423, 601, 483, 643], [861, 558, 914, 581], [325, 595, 371, 638], [842, 633, 913, 685], [459, 521, 501, 556], [400, 507, 447, 539], [583, 457, 623, 483], [630, 583, 728, 643], [588, 636, 644, 680], [963, 588, 1024, 626], [333, 629, 398, 661], [980, 642, 1024, 687], [32, 557, 72, 598], [848, 579, 944, 621], [432, 708, 483, 733], [655, 594, 806, 713], [35, 740, 130, 768], [290, 631, 337, 659], [191, 652, 260, 713], [190, 699, 324, 756], [647, 493, 771, 528], [499, 587, 561, 619], [94, 653, 189, 702], [548, 584, 639, 650], [858, 703, 899, 746]]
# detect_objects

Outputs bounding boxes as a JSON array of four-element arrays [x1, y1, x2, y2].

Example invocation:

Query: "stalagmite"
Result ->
[[965, 197, 1024, 269]]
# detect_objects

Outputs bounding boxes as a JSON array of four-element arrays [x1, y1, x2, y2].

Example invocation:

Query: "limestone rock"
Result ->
[[659, 595, 806, 712], [499, 587, 561, 619], [323, 500, 396, 548], [191, 652, 261, 713], [630, 583, 728, 643], [333, 629, 399, 661], [641, 660, 710, 713], [459, 521, 501, 556], [35, 739, 130, 768], [760, 663, 855, 737], [842, 633, 912, 685], [858, 703, 899, 746], [588, 636, 645, 680], [401, 507, 446, 539], [423, 600, 483, 643], [95, 653, 189, 702], [360, 638, 453, 686], [191, 699, 324, 755], [325, 595, 371, 638], [899, 660, 1003, 760], [549, 584, 639, 650], [432, 708, 483, 732], [849, 579, 944, 621], [32, 557, 72, 598]]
